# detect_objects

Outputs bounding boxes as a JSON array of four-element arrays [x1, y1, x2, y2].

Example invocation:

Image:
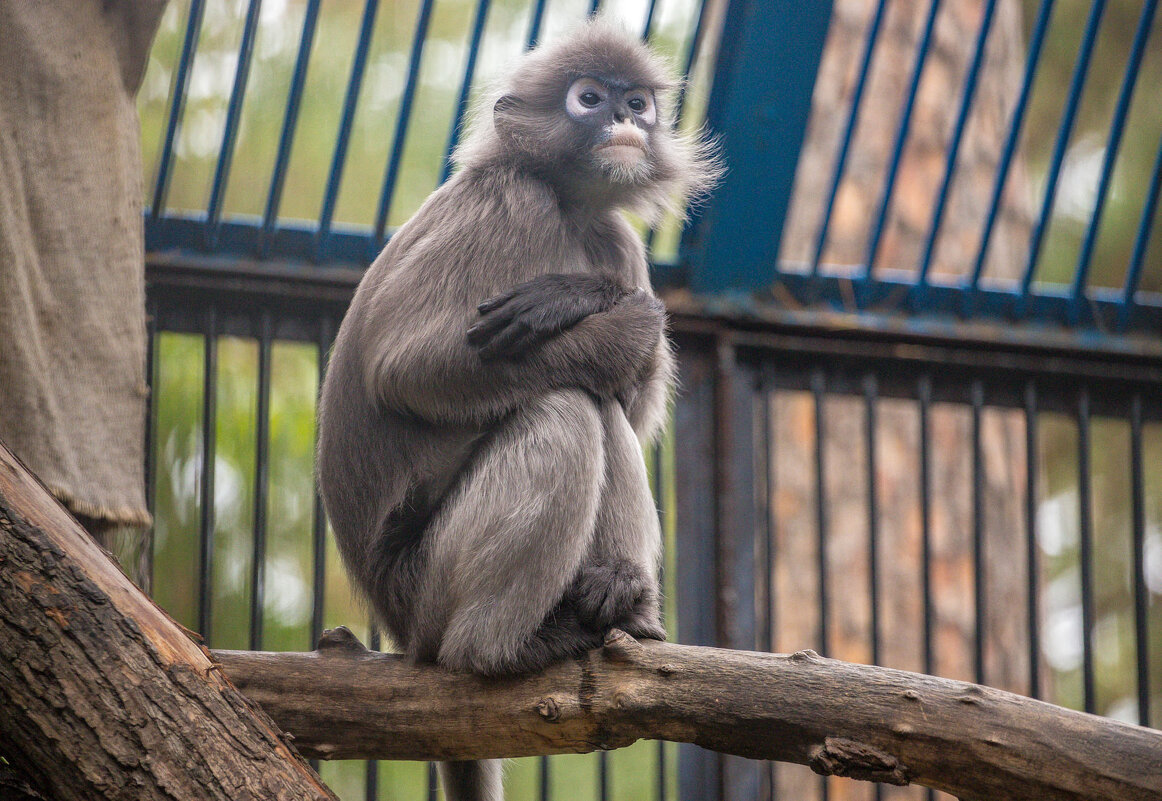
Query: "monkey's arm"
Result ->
[[364, 287, 664, 426], [620, 331, 676, 442], [467, 273, 627, 360]]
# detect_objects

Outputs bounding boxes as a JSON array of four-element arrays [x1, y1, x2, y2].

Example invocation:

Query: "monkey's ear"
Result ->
[[493, 94, 524, 125]]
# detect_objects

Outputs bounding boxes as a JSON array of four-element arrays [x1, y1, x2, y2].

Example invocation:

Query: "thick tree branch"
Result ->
[[216, 627, 1161, 801], [0, 442, 337, 801]]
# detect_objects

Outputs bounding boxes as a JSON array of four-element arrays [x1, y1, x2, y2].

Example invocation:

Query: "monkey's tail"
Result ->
[[438, 759, 503, 801]]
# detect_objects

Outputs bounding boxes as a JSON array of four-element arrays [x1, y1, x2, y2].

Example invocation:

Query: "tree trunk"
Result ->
[[0, 441, 337, 801], [214, 627, 1162, 801]]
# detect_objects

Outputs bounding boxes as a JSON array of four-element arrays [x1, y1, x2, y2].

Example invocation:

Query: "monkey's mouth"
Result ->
[[597, 128, 647, 169]]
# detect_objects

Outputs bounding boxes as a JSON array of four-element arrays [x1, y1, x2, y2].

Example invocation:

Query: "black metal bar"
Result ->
[[598, 751, 608, 801], [918, 374, 935, 801], [364, 759, 378, 801], [673, 336, 721, 801], [812, 367, 829, 657], [716, 339, 761, 801], [311, 316, 335, 649], [866, 372, 883, 801], [918, 375, 933, 676], [198, 307, 218, 644], [1078, 388, 1096, 713], [1130, 393, 1150, 727], [540, 755, 550, 801], [971, 379, 986, 685], [260, 0, 323, 256], [864, 373, 880, 666], [250, 311, 273, 651], [150, 0, 206, 218], [428, 761, 438, 801], [205, 0, 264, 249], [812, 366, 831, 801], [144, 297, 160, 594], [1025, 381, 1041, 700]]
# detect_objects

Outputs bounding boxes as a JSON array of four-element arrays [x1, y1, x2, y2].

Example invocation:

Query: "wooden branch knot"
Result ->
[[810, 737, 909, 787], [790, 649, 821, 663], [535, 697, 561, 722]]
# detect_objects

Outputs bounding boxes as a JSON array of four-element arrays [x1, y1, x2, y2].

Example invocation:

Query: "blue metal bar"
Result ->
[[206, 0, 264, 249], [588, 0, 601, 16], [860, 0, 943, 286], [151, 0, 206, 219], [914, 0, 999, 293], [260, 0, 322, 257], [1069, 0, 1158, 322], [598, 751, 608, 801], [428, 761, 438, 801], [641, 0, 660, 39], [199, 307, 218, 645], [525, 0, 550, 49], [1130, 393, 1150, 726], [540, 755, 551, 801], [1024, 381, 1041, 701], [250, 311, 273, 651], [316, 0, 380, 259], [1119, 127, 1162, 330], [966, 0, 1055, 307], [1017, 0, 1107, 312], [372, 0, 437, 247], [1077, 388, 1095, 713], [681, 0, 834, 294], [811, 0, 890, 278], [439, 0, 493, 184]]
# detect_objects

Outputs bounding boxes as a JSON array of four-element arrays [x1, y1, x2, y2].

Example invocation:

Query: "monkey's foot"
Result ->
[[460, 601, 605, 677], [570, 560, 663, 639]]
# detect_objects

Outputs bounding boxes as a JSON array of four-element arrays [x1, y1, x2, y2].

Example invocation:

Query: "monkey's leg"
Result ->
[[438, 760, 503, 801], [416, 389, 607, 676], [570, 401, 666, 640]]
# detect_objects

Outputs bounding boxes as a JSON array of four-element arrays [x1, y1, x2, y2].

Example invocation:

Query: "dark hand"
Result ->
[[467, 273, 627, 361]]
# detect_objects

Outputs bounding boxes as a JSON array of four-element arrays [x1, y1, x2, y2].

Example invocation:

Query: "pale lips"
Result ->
[[598, 125, 646, 165]]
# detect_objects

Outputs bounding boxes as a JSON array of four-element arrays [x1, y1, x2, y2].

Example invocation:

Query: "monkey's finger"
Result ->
[[476, 290, 517, 314], [466, 310, 517, 347], [477, 320, 541, 360]]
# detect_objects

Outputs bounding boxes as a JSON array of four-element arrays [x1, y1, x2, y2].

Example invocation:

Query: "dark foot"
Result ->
[[569, 560, 666, 640], [479, 599, 604, 676]]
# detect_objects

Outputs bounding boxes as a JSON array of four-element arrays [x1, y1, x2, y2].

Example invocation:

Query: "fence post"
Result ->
[[681, 0, 834, 295]]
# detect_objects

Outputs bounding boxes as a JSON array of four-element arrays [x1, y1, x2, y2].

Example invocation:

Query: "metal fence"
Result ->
[[141, 0, 1162, 799]]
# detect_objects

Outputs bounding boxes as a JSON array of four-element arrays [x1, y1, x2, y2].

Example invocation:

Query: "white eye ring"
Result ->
[[566, 78, 607, 118]]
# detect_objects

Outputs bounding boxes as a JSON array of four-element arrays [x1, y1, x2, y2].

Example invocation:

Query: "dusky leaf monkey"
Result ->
[[317, 20, 719, 801]]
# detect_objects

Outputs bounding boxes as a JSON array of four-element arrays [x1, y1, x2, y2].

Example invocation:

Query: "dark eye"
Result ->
[[580, 91, 602, 107], [628, 97, 647, 112]]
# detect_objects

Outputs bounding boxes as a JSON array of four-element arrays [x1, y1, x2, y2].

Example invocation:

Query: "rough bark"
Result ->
[[216, 627, 1161, 801], [0, 441, 337, 801]]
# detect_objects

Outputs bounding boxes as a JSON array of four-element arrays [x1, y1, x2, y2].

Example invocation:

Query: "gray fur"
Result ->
[[317, 21, 718, 801]]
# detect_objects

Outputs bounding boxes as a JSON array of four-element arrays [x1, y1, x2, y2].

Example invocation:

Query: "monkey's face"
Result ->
[[564, 76, 658, 183]]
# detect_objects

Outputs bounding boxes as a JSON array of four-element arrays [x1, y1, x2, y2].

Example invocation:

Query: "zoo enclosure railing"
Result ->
[[141, 0, 1162, 799]]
